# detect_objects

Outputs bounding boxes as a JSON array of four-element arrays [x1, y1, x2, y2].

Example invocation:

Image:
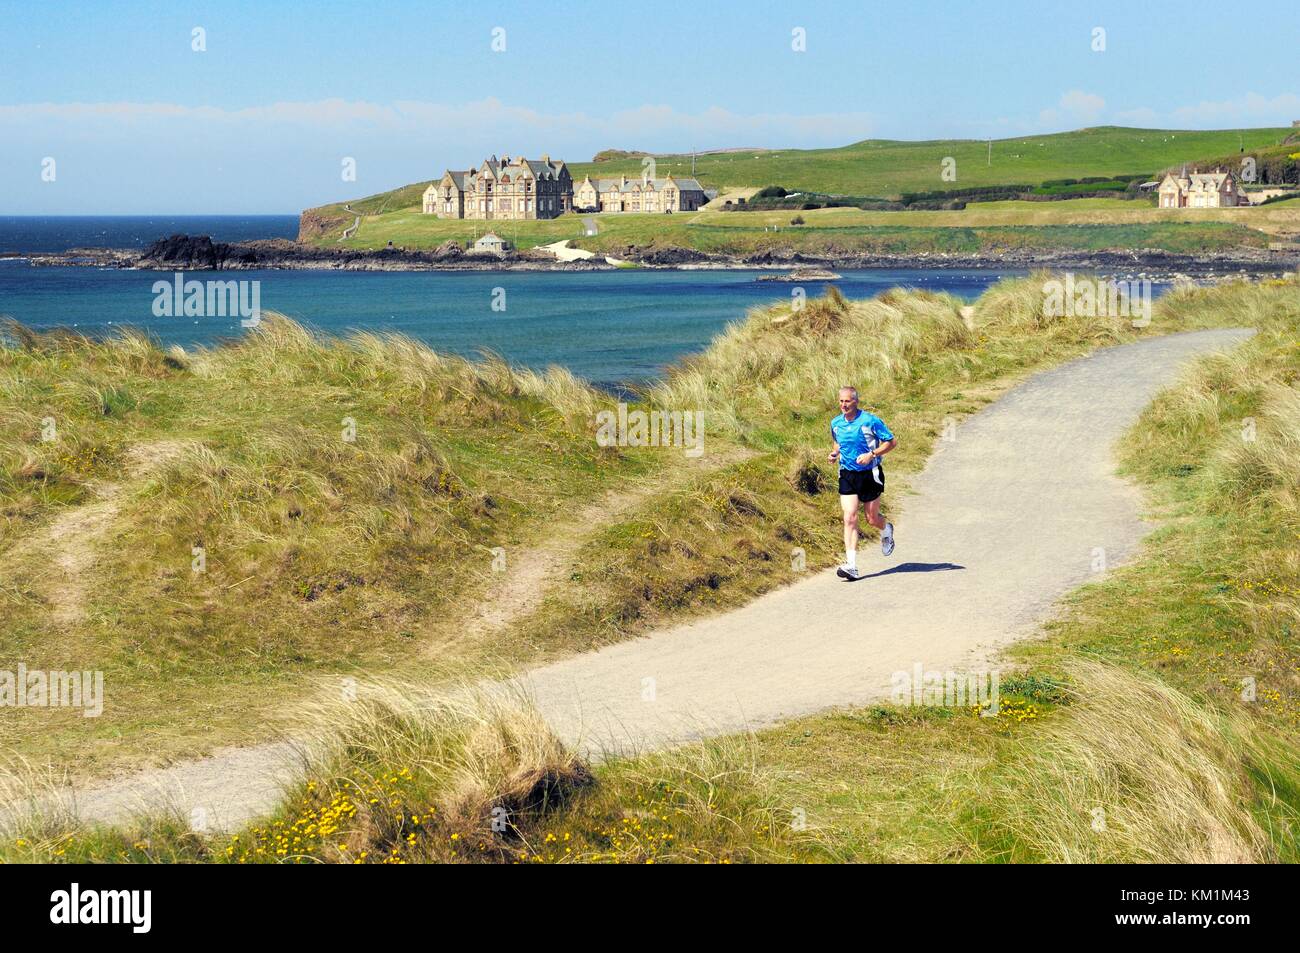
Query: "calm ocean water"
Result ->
[[0, 216, 1077, 386], [0, 215, 300, 253]]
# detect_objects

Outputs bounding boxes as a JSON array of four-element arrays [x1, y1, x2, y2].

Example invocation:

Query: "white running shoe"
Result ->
[[838, 565, 864, 581], [882, 522, 895, 557], [836, 563, 853, 579]]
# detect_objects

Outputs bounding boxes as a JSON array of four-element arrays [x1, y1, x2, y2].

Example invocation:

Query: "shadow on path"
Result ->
[[853, 561, 965, 580]]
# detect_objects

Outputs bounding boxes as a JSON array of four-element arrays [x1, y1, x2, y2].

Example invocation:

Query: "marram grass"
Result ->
[[1, 275, 1298, 861]]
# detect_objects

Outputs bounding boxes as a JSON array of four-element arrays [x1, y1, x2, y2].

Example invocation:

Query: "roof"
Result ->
[[1159, 169, 1237, 192], [583, 176, 706, 193], [441, 170, 471, 189], [470, 156, 569, 183]]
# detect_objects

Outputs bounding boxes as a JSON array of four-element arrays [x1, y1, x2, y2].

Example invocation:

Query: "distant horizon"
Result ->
[[0, 212, 302, 218]]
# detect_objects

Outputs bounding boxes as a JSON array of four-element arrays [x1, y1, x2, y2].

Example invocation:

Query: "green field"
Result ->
[[567, 126, 1292, 196], [302, 126, 1299, 256], [332, 207, 1272, 259], [307, 126, 1294, 229]]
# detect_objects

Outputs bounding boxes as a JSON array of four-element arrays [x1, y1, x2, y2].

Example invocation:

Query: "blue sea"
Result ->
[[0, 215, 1057, 386], [0, 215, 300, 253]]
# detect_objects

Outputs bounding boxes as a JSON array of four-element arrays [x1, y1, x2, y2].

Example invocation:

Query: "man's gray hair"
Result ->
[[838, 386, 858, 399]]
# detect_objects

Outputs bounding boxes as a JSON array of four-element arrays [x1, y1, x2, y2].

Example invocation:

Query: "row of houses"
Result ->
[[421, 153, 1272, 222], [573, 174, 707, 213], [422, 153, 707, 220]]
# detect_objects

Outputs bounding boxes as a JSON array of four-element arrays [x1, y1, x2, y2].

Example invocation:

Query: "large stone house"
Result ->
[[423, 154, 573, 220], [1157, 167, 1246, 208], [572, 174, 707, 213]]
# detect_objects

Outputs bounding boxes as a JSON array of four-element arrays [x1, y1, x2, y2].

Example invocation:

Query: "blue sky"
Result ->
[[2, 0, 1298, 213]]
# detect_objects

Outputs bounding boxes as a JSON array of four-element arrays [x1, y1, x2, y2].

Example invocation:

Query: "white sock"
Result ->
[[883, 522, 893, 538], [846, 547, 857, 569]]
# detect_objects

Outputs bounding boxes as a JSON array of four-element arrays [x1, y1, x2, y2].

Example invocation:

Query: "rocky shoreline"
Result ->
[[6, 233, 1297, 281]]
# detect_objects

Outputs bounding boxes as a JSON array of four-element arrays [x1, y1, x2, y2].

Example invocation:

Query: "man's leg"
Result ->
[[840, 494, 861, 569], [866, 496, 895, 555], [864, 497, 886, 531]]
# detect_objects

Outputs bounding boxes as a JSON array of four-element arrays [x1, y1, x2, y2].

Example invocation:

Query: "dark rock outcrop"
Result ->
[[23, 233, 1299, 279], [625, 244, 717, 265]]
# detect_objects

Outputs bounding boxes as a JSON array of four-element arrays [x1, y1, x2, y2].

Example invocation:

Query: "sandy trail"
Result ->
[[0, 329, 1251, 831], [444, 448, 752, 649], [9, 441, 187, 628], [516, 328, 1255, 755]]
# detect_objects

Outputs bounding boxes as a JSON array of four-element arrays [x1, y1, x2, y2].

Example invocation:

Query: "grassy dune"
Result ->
[[0, 320, 670, 772], [2, 277, 1298, 862]]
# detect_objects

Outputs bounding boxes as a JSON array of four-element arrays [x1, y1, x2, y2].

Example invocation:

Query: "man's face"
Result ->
[[838, 390, 858, 414]]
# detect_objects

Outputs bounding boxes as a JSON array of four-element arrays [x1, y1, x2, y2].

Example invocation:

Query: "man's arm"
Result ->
[[855, 439, 896, 465]]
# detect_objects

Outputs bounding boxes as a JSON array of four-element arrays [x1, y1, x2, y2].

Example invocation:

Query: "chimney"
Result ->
[[541, 153, 550, 166]]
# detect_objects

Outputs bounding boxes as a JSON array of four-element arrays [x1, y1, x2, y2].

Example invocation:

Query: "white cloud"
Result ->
[[0, 97, 876, 212], [0, 97, 874, 148], [1105, 93, 1300, 129], [1056, 90, 1106, 124], [1035, 90, 1106, 130], [1169, 92, 1300, 126]]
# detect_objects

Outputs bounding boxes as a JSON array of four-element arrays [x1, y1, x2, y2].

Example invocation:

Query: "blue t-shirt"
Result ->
[[831, 410, 894, 472]]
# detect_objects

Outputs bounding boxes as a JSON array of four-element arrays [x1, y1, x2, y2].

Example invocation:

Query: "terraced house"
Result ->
[[423, 153, 573, 220], [573, 174, 707, 213]]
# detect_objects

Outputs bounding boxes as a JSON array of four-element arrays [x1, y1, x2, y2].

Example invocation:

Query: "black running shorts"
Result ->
[[838, 466, 885, 502]]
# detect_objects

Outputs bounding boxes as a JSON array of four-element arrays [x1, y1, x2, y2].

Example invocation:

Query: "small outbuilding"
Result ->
[[472, 231, 512, 254]]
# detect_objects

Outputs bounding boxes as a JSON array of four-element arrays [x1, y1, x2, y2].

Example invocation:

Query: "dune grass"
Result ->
[[0, 316, 673, 773], [2, 276, 1298, 863]]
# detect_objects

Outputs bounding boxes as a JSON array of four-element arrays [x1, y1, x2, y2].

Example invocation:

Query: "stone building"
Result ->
[[572, 174, 707, 213], [1157, 167, 1246, 208], [423, 154, 572, 220], [472, 232, 511, 254]]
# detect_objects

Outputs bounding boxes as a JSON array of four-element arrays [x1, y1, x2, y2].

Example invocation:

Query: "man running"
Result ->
[[828, 386, 897, 580]]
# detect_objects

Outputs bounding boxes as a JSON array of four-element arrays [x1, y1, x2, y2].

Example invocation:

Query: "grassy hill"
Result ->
[[304, 126, 1294, 235], [569, 126, 1292, 195]]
